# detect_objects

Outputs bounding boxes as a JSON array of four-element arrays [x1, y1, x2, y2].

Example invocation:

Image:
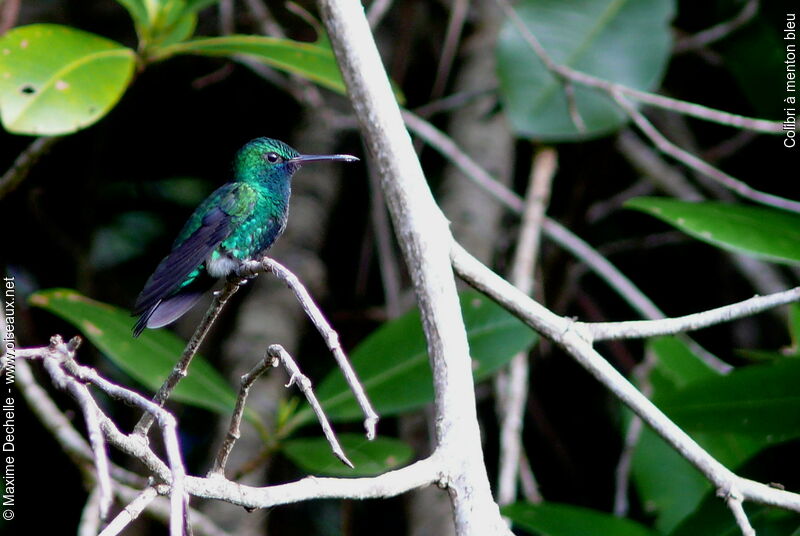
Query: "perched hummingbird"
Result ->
[[132, 137, 359, 337]]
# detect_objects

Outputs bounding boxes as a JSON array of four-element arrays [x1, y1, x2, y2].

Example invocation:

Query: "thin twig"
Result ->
[[366, 0, 393, 28], [586, 287, 800, 342], [209, 355, 274, 477], [133, 276, 247, 436], [37, 338, 113, 519], [563, 81, 587, 132], [675, 0, 759, 53], [270, 344, 353, 467], [0, 136, 59, 198], [99, 486, 160, 536], [430, 0, 469, 100], [22, 336, 189, 536], [403, 110, 664, 320], [368, 158, 404, 317], [493, 0, 782, 134], [451, 244, 800, 516], [724, 488, 757, 536], [612, 92, 800, 213], [250, 257, 379, 439], [496, 148, 556, 507], [78, 486, 103, 536], [613, 348, 657, 517], [0, 0, 21, 34]]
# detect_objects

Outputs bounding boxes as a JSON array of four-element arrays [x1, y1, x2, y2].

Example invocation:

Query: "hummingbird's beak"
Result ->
[[290, 154, 360, 164]]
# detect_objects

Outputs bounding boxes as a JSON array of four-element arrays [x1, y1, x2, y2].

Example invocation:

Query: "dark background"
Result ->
[[2, 0, 798, 534]]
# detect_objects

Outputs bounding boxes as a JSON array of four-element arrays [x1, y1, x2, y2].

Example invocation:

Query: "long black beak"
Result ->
[[290, 153, 360, 164]]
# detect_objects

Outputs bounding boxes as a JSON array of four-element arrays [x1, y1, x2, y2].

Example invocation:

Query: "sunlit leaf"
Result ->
[[625, 198, 800, 265], [151, 35, 347, 94], [0, 24, 135, 135]]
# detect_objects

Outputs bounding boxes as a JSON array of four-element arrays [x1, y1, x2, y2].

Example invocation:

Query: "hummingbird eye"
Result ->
[[265, 152, 282, 163]]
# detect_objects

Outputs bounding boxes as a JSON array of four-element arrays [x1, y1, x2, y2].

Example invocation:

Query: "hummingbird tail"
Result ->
[[132, 290, 205, 337]]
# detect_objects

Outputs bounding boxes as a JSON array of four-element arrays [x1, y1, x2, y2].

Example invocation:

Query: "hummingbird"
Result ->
[[132, 137, 359, 337]]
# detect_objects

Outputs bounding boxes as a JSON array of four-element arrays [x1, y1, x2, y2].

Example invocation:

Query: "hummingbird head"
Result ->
[[234, 137, 359, 184]]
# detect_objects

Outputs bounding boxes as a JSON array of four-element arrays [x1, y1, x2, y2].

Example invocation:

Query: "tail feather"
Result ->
[[132, 275, 214, 337]]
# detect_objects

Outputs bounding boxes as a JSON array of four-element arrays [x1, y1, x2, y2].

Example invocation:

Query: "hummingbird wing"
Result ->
[[133, 183, 256, 335]]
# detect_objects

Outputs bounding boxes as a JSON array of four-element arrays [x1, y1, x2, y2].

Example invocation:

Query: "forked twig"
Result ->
[[246, 257, 379, 439]]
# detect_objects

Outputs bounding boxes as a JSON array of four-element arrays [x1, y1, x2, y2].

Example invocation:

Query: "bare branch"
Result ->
[[496, 148, 556, 507], [612, 92, 800, 213], [250, 256, 378, 439], [723, 488, 757, 536], [586, 287, 800, 342], [22, 337, 189, 536], [316, 0, 512, 531], [134, 276, 248, 436], [187, 455, 440, 506], [78, 487, 103, 536], [0, 136, 59, 198], [99, 486, 160, 536], [208, 355, 274, 477], [451, 244, 800, 515], [269, 344, 352, 467], [675, 0, 759, 53], [403, 110, 665, 320]]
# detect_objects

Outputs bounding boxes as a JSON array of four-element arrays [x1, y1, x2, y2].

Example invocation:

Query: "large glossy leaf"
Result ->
[[659, 359, 800, 441], [151, 35, 347, 94], [502, 502, 657, 536], [631, 338, 763, 533], [496, 0, 674, 141], [282, 434, 413, 477], [625, 198, 800, 265], [289, 291, 538, 427], [0, 24, 135, 135], [28, 289, 245, 418]]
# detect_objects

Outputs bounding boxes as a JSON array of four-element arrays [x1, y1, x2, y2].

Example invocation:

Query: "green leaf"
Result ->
[[496, 0, 674, 141], [659, 359, 800, 441], [290, 291, 538, 426], [89, 212, 164, 269], [116, 0, 149, 29], [0, 24, 136, 135], [670, 493, 800, 536], [28, 289, 247, 419], [625, 198, 800, 265], [282, 434, 412, 477], [631, 338, 763, 533], [151, 35, 347, 94], [502, 502, 657, 536]]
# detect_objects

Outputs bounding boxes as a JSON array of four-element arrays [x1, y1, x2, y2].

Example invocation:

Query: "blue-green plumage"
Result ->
[[133, 137, 358, 337]]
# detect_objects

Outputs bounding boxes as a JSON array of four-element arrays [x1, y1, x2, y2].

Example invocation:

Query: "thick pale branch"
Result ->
[[451, 244, 800, 515], [317, 0, 510, 533], [187, 455, 441, 507]]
